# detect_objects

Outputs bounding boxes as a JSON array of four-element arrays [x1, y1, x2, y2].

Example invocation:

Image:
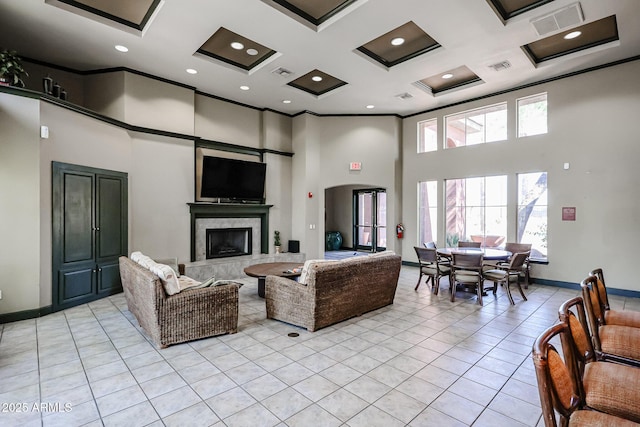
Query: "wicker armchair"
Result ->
[[555, 297, 640, 423], [579, 276, 640, 366], [533, 321, 640, 427], [588, 268, 640, 328], [119, 256, 238, 348]]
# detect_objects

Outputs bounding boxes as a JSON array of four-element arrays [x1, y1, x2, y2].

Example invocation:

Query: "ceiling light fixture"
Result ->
[[564, 30, 582, 40], [391, 37, 405, 46], [246, 48, 258, 56], [230, 41, 244, 50], [441, 73, 453, 79], [311, 76, 323, 82], [115, 45, 128, 52], [366, 105, 375, 109], [240, 85, 250, 91], [186, 68, 198, 74], [282, 100, 291, 104]]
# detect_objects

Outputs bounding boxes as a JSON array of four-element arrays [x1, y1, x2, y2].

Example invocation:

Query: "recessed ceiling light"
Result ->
[[366, 105, 375, 109], [311, 76, 323, 82], [246, 48, 258, 56], [564, 31, 582, 40], [391, 37, 405, 46], [240, 85, 250, 91], [115, 45, 128, 52], [231, 42, 244, 50], [186, 68, 198, 74], [441, 73, 454, 79], [282, 100, 291, 104]]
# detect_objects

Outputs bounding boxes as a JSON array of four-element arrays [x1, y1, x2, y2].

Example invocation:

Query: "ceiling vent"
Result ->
[[272, 67, 293, 77], [488, 60, 511, 71], [395, 92, 414, 100], [531, 2, 584, 36]]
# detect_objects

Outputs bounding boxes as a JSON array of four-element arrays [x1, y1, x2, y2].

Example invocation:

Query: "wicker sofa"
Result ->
[[119, 256, 239, 348], [265, 252, 402, 332]]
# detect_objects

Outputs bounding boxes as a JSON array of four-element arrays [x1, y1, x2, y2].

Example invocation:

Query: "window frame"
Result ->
[[444, 102, 508, 149]]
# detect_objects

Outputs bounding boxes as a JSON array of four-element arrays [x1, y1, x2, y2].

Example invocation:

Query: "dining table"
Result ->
[[436, 247, 512, 261]]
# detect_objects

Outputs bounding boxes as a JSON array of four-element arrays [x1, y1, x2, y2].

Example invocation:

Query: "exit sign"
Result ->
[[349, 162, 362, 171]]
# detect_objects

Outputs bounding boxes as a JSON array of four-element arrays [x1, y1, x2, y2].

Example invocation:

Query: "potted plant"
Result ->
[[0, 50, 28, 88], [274, 230, 281, 254]]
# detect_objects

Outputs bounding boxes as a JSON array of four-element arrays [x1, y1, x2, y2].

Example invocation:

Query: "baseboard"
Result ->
[[0, 305, 53, 324]]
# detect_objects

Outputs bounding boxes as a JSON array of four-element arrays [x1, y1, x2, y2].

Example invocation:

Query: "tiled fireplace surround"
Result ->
[[185, 203, 304, 281]]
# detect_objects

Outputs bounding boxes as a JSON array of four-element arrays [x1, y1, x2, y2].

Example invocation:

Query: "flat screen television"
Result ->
[[200, 156, 266, 202]]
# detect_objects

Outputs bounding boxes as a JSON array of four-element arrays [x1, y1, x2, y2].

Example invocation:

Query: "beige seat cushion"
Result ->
[[584, 361, 640, 423], [599, 325, 640, 360], [606, 310, 640, 329], [570, 409, 640, 426]]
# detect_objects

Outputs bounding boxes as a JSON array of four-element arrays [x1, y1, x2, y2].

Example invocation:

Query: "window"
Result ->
[[517, 172, 548, 260], [417, 118, 437, 153], [445, 103, 507, 149], [445, 176, 507, 247], [418, 181, 437, 245], [518, 93, 547, 137]]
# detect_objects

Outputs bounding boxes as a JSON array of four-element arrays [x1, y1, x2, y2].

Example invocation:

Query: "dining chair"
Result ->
[[413, 247, 451, 294], [450, 251, 484, 304], [457, 241, 481, 248], [588, 268, 640, 328], [533, 320, 640, 427], [482, 252, 529, 305], [424, 241, 437, 249], [580, 275, 640, 366], [504, 242, 532, 288], [557, 297, 640, 424]]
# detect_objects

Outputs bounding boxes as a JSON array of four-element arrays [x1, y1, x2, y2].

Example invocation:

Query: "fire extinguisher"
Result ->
[[396, 223, 405, 239]]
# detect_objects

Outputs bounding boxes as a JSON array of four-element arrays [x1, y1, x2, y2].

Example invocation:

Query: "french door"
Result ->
[[353, 189, 387, 252]]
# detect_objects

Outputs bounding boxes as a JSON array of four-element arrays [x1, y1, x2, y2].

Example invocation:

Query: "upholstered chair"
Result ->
[[450, 251, 484, 304], [482, 252, 529, 305], [588, 268, 640, 328], [414, 246, 451, 295]]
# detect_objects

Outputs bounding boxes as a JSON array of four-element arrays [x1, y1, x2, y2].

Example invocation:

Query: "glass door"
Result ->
[[354, 189, 386, 252]]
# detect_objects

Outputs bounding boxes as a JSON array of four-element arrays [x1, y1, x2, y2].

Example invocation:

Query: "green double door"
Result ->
[[52, 162, 128, 311]]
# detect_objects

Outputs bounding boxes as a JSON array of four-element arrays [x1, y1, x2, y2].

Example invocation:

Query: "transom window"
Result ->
[[445, 103, 507, 148], [417, 118, 437, 153], [518, 93, 548, 137]]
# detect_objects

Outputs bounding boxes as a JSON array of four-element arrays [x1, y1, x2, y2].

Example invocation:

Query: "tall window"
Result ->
[[517, 172, 548, 260], [445, 176, 507, 247], [518, 93, 548, 137], [418, 118, 437, 153], [418, 181, 437, 245], [445, 103, 507, 149]]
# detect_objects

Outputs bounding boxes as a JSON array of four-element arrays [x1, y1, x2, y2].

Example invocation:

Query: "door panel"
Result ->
[[354, 189, 387, 252], [59, 267, 95, 304], [98, 261, 122, 293], [97, 175, 125, 258], [63, 172, 94, 263]]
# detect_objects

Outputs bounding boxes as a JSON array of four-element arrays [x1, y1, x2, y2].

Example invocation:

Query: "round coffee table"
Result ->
[[244, 262, 303, 298]]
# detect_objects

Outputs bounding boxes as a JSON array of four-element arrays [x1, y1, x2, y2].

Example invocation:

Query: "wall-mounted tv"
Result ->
[[201, 156, 266, 202]]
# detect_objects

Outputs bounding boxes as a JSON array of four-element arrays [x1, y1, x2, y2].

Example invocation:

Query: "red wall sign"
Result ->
[[562, 207, 576, 221]]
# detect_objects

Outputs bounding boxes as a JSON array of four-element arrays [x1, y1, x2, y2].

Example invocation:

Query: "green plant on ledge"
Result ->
[[274, 230, 281, 254], [0, 50, 28, 88]]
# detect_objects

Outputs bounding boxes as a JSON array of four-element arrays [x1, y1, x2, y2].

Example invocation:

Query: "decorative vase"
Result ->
[[275, 245, 281, 254], [60, 90, 67, 101], [52, 82, 61, 98], [325, 231, 343, 251], [0, 76, 10, 86], [43, 76, 53, 94]]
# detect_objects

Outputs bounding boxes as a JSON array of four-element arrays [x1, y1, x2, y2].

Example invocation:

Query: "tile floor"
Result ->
[[1, 265, 639, 427]]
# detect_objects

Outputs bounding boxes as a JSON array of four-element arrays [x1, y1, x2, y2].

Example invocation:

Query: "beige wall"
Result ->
[[292, 114, 402, 258], [0, 94, 41, 314], [195, 94, 261, 147], [402, 60, 640, 290], [84, 71, 125, 121]]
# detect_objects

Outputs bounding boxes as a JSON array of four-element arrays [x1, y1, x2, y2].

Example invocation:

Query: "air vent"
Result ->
[[272, 67, 293, 77], [531, 2, 584, 36], [395, 92, 414, 100], [488, 60, 511, 71]]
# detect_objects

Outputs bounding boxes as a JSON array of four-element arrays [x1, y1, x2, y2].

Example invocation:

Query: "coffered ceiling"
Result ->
[[0, 0, 638, 116]]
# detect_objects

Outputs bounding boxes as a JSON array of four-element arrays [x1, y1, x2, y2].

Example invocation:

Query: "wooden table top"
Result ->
[[243, 262, 304, 278]]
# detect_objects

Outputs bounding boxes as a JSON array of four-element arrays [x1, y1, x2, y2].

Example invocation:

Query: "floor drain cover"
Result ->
[[288, 332, 299, 337]]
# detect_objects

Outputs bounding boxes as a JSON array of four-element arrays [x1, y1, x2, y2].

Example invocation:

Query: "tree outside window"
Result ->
[[517, 172, 548, 260]]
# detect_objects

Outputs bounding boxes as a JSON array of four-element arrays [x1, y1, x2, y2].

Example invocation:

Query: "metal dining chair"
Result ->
[[450, 251, 484, 304], [414, 246, 450, 295]]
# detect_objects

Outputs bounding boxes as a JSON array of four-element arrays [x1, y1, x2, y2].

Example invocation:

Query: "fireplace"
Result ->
[[206, 227, 252, 259]]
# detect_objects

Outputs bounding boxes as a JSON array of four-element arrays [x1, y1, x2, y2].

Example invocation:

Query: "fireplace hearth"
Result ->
[[206, 227, 252, 259]]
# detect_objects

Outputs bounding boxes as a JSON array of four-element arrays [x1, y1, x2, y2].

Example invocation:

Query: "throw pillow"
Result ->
[[369, 250, 396, 258], [298, 259, 336, 285], [177, 275, 201, 291], [130, 251, 143, 263], [150, 263, 181, 295], [154, 257, 180, 277], [212, 279, 244, 288]]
